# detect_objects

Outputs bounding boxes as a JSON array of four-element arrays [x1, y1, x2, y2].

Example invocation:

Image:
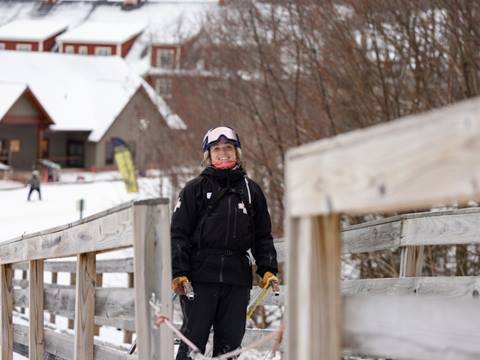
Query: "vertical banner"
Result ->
[[112, 137, 139, 193]]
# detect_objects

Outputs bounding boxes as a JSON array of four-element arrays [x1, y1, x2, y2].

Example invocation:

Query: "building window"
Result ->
[[0, 139, 9, 164], [64, 45, 74, 54], [95, 46, 112, 56], [16, 43, 32, 51], [155, 78, 172, 98], [79, 46, 88, 55], [0, 43, 5, 50], [106, 140, 114, 165], [156, 48, 175, 69]]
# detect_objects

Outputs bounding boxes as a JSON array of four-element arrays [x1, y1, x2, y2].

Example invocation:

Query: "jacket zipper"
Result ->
[[219, 255, 224, 282], [233, 200, 238, 241], [224, 196, 231, 247]]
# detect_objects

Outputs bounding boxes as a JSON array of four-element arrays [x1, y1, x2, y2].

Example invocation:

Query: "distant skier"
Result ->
[[27, 170, 42, 201], [171, 126, 279, 359]]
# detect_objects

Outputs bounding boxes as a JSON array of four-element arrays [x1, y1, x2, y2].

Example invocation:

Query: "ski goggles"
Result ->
[[202, 126, 241, 151]]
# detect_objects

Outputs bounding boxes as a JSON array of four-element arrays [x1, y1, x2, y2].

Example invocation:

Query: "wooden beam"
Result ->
[[74, 253, 96, 360], [399, 246, 424, 277], [1, 264, 13, 360], [133, 201, 173, 359], [286, 215, 342, 360], [13, 286, 136, 332], [0, 206, 134, 265], [29, 260, 44, 360], [13, 324, 137, 360], [344, 295, 480, 359], [286, 97, 480, 216], [49, 271, 57, 324], [342, 276, 480, 298]]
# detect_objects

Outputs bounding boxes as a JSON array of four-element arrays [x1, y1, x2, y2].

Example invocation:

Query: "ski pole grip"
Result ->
[[183, 281, 195, 300]]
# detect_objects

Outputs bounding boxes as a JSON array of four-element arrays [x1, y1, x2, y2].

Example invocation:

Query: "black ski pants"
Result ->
[[176, 283, 250, 360]]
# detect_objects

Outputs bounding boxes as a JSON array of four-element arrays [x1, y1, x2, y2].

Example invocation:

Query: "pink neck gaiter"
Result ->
[[211, 159, 237, 170]]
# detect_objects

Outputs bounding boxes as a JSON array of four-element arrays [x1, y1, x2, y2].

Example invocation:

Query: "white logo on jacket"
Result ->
[[174, 199, 181, 212], [238, 201, 248, 215]]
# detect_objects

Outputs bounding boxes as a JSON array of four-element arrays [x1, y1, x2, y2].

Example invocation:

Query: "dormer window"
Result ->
[[156, 48, 175, 69], [16, 43, 32, 51], [95, 46, 112, 56]]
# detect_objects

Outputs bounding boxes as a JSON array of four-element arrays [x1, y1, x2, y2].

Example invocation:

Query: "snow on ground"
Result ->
[[0, 173, 167, 243]]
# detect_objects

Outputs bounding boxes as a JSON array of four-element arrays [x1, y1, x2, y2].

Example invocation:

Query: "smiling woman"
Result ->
[[170, 125, 279, 360]]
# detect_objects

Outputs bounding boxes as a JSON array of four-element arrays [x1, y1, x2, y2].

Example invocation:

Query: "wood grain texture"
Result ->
[[74, 253, 96, 360], [1, 264, 13, 360], [286, 215, 342, 360], [133, 203, 173, 360], [0, 207, 133, 265], [286, 97, 480, 216], [342, 276, 480, 298], [29, 260, 44, 360], [13, 324, 137, 360], [344, 295, 480, 359]]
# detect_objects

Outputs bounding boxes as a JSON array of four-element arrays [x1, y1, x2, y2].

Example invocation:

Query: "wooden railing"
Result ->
[[285, 97, 480, 360], [0, 199, 173, 360]]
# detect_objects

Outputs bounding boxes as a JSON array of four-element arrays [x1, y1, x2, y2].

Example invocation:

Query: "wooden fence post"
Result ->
[[74, 253, 96, 360], [94, 273, 103, 336], [124, 272, 134, 344], [286, 215, 342, 360], [68, 272, 76, 330], [133, 199, 172, 360], [29, 260, 45, 360], [400, 245, 424, 277], [1, 264, 13, 360], [50, 271, 57, 324]]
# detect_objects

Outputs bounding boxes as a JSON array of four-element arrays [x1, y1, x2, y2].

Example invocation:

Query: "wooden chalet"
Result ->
[[56, 22, 146, 57], [0, 19, 68, 52], [0, 51, 185, 171]]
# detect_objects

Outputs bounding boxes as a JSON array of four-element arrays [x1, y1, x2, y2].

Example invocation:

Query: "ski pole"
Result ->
[[246, 277, 279, 320]]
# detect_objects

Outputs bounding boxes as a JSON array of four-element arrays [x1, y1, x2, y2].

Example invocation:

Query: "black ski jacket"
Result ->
[[171, 166, 278, 287]]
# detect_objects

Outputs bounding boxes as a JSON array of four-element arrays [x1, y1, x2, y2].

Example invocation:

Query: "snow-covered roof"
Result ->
[[0, 50, 185, 141], [0, 1, 218, 72], [57, 21, 146, 44], [0, 82, 27, 120], [0, 19, 69, 42]]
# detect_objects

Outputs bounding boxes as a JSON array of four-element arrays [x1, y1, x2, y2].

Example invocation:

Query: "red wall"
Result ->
[[121, 34, 140, 57], [0, 40, 39, 51], [62, 43, 116, 55]]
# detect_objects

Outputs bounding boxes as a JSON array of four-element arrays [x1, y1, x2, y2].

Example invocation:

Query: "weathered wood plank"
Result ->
[[399, 245, 424, 277], [286, 215, 342, 360], [29, 260, 44, 360], [13, 258, 135, 274], [0, 207, 134, 265], [13, 287, 136, 331], [343, 295, 480, 359], [342, 218, 402, 253], [402, 210, 480, 246], [286, 97, 480, 216], [342, 276, 480, 298], [1, 264, 13, 360], [133, 202, 173, 359], [13, 324, 137, 360], [74, 253, 96, 360]]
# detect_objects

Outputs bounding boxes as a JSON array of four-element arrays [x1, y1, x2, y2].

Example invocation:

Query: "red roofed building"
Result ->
[[0, 20, 68, 52]]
